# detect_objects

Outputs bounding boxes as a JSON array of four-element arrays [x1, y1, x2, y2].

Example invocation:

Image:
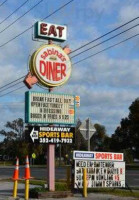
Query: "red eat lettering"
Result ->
[[57, 26, 64, 37], [40, 23, 47, 35], [48, 25, 57, 37]]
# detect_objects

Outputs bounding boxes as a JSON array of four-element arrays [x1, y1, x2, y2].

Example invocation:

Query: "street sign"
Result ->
[[25, 125, 75, 144], [74, 160, 125, 188], [79, 118, 96, 140], [34, 21, 67, 42], [32, 153, 36, 159], [25, 91, 76, 124], [79, 118, 96, 151]]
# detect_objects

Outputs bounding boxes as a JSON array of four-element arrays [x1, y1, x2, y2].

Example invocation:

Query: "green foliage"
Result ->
[[90, 123, 110, 151], [0, 118, 46, 164], [55, 182, 69, 191], [123, 149, 133, 164], [112, 98, 139, 159], [87, 188, 139, 198], [29, 182, 69, 198], [74, 119, 88, 151]]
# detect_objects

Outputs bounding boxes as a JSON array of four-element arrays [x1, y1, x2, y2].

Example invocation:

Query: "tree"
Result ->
[[74, 120, 110, 151], [74, 119, 88, 150], [111, 98, 139, 159], [90, 123, 110, 151], [0, 118, 24, 141], [0, 118, 45, 163]]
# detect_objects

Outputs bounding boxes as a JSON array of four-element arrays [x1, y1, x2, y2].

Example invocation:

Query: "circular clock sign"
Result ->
[[29, 44, 72, 87]]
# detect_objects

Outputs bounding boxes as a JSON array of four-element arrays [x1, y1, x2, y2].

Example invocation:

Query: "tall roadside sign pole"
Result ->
[[79, 118, 96, 151], [24, 21, 79, 191], [46, 39, 54, 191]]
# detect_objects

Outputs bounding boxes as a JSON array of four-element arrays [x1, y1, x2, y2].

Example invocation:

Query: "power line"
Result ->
[[1, 33, 138, 97], [73, 33, 139, 65], [0, 0, 43, 34], [71, 23, 139, 59], [0, 0, 75, 48], [0, 14, 139, 93], [0, 0, 75, 92], [0, 21, 139, 93], [71, 16, 139, 54], [0, 102, 24, 104], [0, 0, 29, 25], [0, 81, 23, 93], [0, 0, 8, 8], [0, 85, 25, 97], [0, 76, 25, 90]]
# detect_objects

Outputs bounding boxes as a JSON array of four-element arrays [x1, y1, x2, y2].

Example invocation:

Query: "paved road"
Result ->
[[0, 182, 39, 199], [0, 182, 137, 200], [0, 166, 138, 187], [0, 189, 137, 200]]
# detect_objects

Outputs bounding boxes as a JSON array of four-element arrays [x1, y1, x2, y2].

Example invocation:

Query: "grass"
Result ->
[[29, 184, 139, 198], [87, 188, 139, 198], [29, 182, 69, 198], [0, 161, 13, 166], [126, 164, 139, 170], [0, 178, 139, 198]]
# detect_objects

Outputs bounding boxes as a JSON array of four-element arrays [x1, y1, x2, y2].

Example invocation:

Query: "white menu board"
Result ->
[[74, 160, 125, 188]]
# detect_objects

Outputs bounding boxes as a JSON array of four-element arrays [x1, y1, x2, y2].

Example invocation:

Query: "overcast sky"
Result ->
[[0, 0, 139, 140]]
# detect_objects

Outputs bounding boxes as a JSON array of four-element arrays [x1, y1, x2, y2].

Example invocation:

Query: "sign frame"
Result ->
[[73, 151, 124, 161], [74, 159, 125, 188], [25, 91, 76, 125], [34, 21, 67, 42], [29, 44, 72, 88], [25, 125, 75, 144]]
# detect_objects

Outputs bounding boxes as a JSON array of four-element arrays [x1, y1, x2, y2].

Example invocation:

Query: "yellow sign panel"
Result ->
[[32, 153, 36, 159]]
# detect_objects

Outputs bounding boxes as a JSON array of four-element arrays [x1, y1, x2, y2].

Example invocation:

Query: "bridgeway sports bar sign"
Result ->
[[73, 151, 125, 189], [25, 91, 75, 124]]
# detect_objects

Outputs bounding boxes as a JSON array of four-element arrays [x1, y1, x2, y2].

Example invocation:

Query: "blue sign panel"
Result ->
[[74, 151, 94, 159]]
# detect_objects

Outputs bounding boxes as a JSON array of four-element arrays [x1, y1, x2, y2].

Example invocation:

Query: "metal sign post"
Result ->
[[47, 143, 55, 191], [87, 118, 90, 151], [47, 50, 55, 191]]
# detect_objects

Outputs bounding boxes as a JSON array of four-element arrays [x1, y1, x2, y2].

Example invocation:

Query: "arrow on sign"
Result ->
[[30, 128, 38, 142]]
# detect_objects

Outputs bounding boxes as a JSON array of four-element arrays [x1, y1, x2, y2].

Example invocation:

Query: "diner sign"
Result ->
[[29, 44, 71, 88]]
